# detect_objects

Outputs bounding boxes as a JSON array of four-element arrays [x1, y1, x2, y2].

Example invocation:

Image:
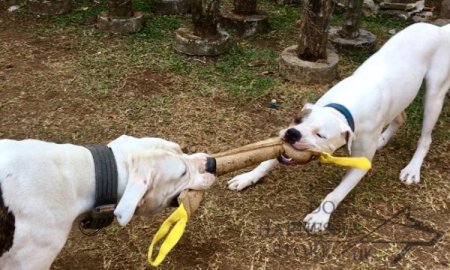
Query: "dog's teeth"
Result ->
[[278, 154, 294, 165]]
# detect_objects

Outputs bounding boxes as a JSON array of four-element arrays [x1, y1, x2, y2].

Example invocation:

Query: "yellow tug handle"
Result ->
[[148, 154, 371, 267], [147, 203, 188, 267], [319, 152, 372, 170]]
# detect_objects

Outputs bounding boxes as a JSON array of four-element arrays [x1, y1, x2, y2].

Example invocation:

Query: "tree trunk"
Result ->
[[107, 0, 133, 18], [192, 0, 220, 37], [442, 0, 450, 19], [233, 0, 257, 15], [297, 0, 335, 62], [338, 0, 363, 39]]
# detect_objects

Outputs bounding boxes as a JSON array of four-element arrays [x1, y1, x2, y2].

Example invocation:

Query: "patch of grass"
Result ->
[[345, 49, 372, 65], [266, 3, 299, 34], [300, 91, 320, 103], [205, 45, 277, 96], [76, 51, 128, 94], [132, 15, 183, 40], [164, 53, 194, 74], [405, 87, 425, 130], [132, 0, 151, 11], [362, 16, 407, 33], [53, 0, 106, 27], [331, 11, 345, 26]]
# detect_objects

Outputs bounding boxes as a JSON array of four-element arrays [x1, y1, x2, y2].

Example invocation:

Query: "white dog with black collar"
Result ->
[[0, 135, 215, 269], [228, 23, 450, 233]]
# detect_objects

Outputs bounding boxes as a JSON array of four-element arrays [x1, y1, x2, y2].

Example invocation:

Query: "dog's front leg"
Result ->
[[304, 138, 377, 233], [227, 159, 278, 191], [303, 168, 369, 233]]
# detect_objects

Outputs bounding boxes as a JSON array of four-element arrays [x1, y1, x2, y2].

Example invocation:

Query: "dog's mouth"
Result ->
[[291, 142, 312, 151], [278, 140, 314, 166], [169, 192, 181, 207], [277, 154, 297, 166]]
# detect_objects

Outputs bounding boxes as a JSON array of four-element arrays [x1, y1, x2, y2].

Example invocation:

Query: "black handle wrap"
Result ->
[[205, 157, 217, 175]]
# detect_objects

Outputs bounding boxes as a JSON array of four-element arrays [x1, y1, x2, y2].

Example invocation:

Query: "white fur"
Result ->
[[0, 135, 215, 269], [228, 23, 450, 232]]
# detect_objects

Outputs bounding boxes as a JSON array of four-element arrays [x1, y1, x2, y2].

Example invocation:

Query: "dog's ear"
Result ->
[[114, 168, 154, 226], [292, 103, 314, 125], [301, 98, 309, 107], [297, 103, 313, 118], [301, 103, 314, 112], [341, 127, 355, 155]]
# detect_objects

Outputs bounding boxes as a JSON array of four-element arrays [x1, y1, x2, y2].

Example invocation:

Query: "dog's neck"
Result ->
[[108, 146, 128, 201], [325, 106, 352, 131], [76, 146, 128, 217], [324, 103, 355, 132]]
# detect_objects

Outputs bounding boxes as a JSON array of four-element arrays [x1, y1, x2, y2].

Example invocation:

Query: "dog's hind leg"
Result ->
[[400, 72, 449, 185], [377, 111, 407, 150], [227, 159, 278, 191], [0, 217, 71, 270]]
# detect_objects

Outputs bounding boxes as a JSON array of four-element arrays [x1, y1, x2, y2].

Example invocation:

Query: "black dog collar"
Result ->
[[325, 103, 355, 132], [81, 145, 118, 231], [205, 156, 217, 175]]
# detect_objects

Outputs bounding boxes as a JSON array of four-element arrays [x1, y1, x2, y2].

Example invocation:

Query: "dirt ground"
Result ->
[[1, 1, 449, 269]]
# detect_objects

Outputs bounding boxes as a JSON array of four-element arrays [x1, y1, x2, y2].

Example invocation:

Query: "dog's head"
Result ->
[[279, 103, 354, 154], [110, 136, 215, 226]]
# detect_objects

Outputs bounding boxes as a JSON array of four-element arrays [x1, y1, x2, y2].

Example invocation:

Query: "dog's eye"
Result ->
[[293, 116, 302, 124], [180, 169, 187, 178], [316, 133, 326, 139]]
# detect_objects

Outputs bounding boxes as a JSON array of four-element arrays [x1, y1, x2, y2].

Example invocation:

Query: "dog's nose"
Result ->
[[284, 128, 302, 144]]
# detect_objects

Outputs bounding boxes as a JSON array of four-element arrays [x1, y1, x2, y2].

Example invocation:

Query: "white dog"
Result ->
[[228, 23, 450, 232], [0, 135, 215, 269]]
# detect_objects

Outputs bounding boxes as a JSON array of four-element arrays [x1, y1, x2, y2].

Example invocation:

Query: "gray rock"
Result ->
[[363, 0, 379, 16], [8, 5, 20, 12], [378, 0, 425, 20], [328, 26, 377, 52], [431, 18, 450, 26], [219, 8, 270, 37], [97, 11, 144, 34], [388, 29, 397, 35], [174, 27, 233, 56], [278, 45, 339, 84], [412, 11, 434, 23]]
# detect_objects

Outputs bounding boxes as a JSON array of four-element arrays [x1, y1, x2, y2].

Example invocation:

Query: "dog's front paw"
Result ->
[[400, 164, 421, 185], [227, 173, 258, 191], [303, 210, 330, 233]]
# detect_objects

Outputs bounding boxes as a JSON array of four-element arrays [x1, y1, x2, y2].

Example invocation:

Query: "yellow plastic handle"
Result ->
[[148, 203, 188, 267], [319, 152, 372, 170]]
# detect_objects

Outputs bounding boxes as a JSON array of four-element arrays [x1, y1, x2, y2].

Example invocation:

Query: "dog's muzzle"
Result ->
[[169, 157, 216, 208], [284, 128, 302, 145]]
